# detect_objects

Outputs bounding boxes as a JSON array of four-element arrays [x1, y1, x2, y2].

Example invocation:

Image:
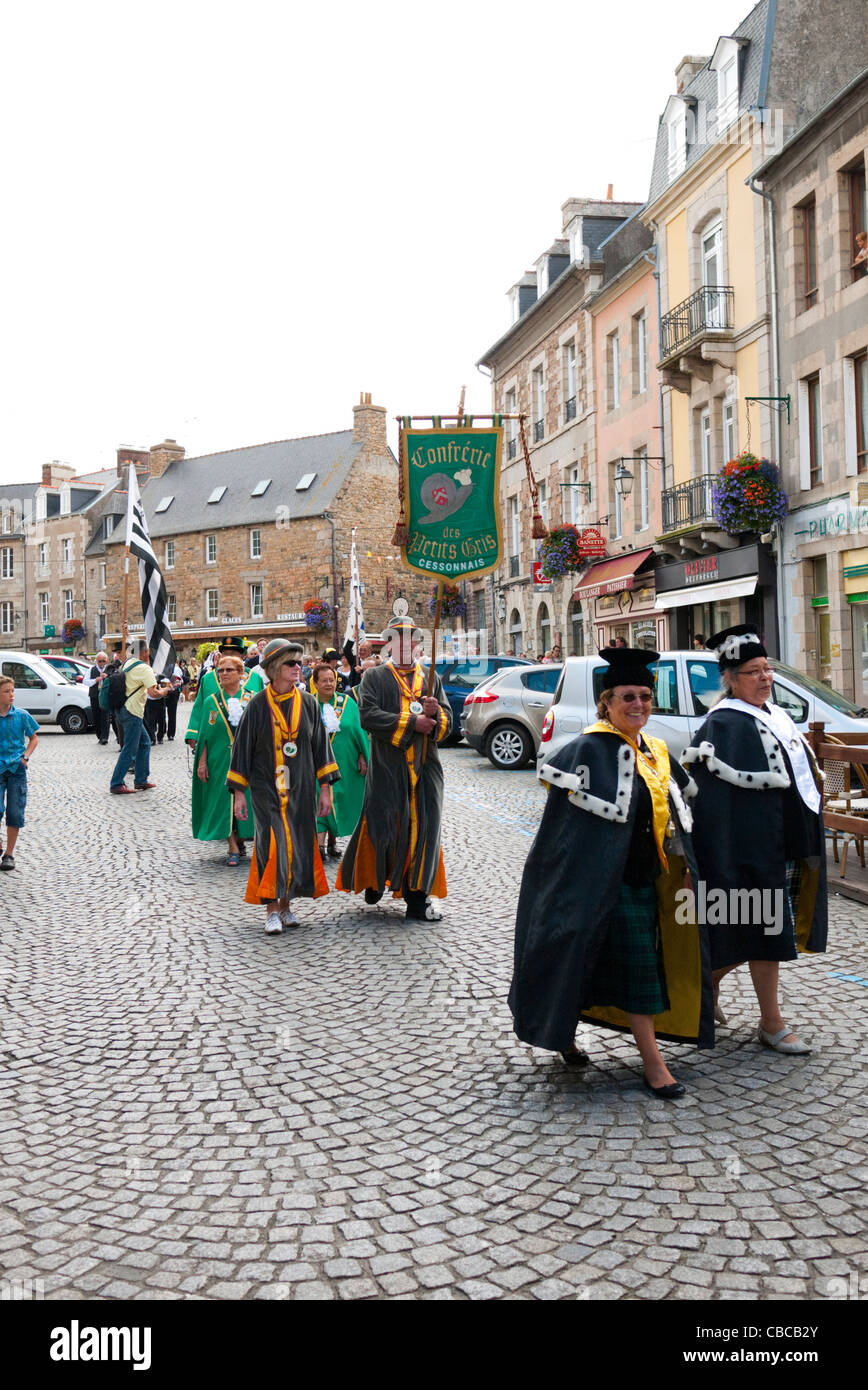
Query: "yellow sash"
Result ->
[[584, 720, 671, 868]]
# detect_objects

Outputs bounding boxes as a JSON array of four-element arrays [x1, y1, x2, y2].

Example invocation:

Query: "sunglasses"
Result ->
[[282, 659, 302, 668], [617, 691, 653, 703]]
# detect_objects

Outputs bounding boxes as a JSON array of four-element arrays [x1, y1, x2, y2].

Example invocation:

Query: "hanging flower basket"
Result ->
[[62, 619, 84, 645], [428, 583, 465, 619], [303, 599, 332, 630], [537, 523, 584, 580], [712, 452, 789, 535]]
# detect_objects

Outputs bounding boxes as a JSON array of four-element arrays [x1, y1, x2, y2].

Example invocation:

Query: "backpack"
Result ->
[[102, 658, 144, 711]]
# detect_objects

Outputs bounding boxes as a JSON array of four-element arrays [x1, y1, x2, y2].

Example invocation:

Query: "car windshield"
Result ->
[[770, 660, 867, 716]]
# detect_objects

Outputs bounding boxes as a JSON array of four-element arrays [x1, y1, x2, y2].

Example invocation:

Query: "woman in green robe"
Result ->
[[186, 655, 255, 865], [311, 660, 369, 858]]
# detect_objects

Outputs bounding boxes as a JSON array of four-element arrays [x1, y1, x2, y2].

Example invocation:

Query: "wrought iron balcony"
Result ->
[[565, 395, 577, 421], [506, 436, 517, 460], [533, 419, 544, 442], [659, 285, 734, 362], [660, 475, 716, 533]]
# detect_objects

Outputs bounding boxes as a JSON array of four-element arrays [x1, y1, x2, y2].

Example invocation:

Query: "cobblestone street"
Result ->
[[2, 706, 867, 1302]]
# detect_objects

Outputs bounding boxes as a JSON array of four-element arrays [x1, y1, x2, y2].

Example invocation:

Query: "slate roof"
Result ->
[[647, 0, 771, 206], [104, 429, 366, 544]]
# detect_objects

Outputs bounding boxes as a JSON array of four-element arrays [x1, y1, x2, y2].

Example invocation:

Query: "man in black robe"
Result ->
[[336, 615, 451, 921], [228, 639, 339, 935]]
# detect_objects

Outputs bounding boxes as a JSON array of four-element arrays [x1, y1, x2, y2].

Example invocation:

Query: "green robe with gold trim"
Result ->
[[315, 690, 370, 837], [187, 683, 255, 842]]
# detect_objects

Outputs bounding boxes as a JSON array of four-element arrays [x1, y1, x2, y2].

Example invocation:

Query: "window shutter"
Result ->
[[843, 356, 858, 477], [797, 379, 811, 491]]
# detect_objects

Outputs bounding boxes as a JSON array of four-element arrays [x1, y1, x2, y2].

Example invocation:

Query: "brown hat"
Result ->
[[261, 638, 304, 679]]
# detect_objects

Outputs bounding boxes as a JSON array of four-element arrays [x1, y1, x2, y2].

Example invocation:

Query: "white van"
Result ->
[[0, 651, 94, 733], [538, 652, 868, 768]]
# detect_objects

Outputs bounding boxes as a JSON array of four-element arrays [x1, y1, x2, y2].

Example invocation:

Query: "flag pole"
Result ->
[[422, 387, 465, 763]]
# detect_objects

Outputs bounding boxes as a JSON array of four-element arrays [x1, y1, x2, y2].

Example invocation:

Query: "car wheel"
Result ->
[[59, 707, 88, 734], [485, 722, 532, 769]]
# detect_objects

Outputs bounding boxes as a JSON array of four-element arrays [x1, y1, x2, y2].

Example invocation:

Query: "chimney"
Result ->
[[606, 183, 613, 201], [148, 438, 186, 480], [675, 55, 708, 93], [41, 461, 76, 487], [352, 392, 388, 455], [116, 446, 150, 481]]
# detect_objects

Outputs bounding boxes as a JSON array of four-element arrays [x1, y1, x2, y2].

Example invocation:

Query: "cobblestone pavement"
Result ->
[[1, 708, 867, 1302]]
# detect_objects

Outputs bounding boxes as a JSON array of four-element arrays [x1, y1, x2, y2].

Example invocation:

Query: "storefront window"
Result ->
[[632, 619, 657, 651], [509, 611, 523, 657], [852, 604, 868, 709], [569, 599, 584, 656], [537, 603, 551, 657]]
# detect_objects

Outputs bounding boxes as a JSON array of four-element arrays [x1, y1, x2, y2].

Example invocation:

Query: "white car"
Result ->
[[0, 651, 94, 733], [538, 651, 868, 768]]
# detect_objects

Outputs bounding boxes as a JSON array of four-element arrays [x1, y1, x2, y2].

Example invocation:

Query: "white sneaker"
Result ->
[[264, 912, 283, 935], [280, 905, 299, 928]]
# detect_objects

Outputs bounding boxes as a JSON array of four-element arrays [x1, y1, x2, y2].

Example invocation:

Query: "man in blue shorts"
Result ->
[[0, 675, 39, 870]]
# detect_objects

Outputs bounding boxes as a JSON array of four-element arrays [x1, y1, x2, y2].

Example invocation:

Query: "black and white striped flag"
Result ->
[[125, 465, 176, 679]]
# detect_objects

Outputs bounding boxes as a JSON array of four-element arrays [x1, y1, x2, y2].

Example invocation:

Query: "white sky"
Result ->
[[0, 0, 751, 485]]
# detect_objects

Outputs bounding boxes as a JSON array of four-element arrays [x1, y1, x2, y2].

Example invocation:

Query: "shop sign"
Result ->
[[792, 499, 868, 543], [682, 556, 719, 585], [578, 527, 606, 558], [531, 561, 552, 592], [275, 612, 304, 622]]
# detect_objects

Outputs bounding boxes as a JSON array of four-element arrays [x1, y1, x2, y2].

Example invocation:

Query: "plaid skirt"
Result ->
[[585, 882, 670, 1016]]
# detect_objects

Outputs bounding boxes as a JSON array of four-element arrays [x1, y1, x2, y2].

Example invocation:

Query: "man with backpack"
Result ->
[[109, 642, 172, 795]]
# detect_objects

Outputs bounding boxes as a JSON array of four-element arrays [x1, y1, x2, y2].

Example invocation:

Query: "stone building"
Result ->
[[476, 196, 643, 658], [581, 215, 664, 651], [14, 463, 122, 653], [102, 396, 420, 654], [756, 68, 868, 702], [0, 480, 39, 648], [642, 0, 868, 653]]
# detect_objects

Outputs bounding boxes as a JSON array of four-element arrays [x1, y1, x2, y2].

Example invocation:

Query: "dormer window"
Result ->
[[104, 515, 115, 537], [711, 36, 746, 132], [664, 96, 689, 181], [35, 489, 47, 522], [566, 217, 584, 265], [59, 484, 71, 516], [536, 257, 549, 296]]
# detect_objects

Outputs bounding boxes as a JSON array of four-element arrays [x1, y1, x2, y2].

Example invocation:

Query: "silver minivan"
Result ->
[[0, 651, 94, 733], [537, 652, 868, 768]]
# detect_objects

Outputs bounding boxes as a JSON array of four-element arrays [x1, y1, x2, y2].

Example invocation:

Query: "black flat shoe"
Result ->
[[643, 1077, 685, 1099], [561, 1048, 590, 1068], [364, 888, 384, 904]]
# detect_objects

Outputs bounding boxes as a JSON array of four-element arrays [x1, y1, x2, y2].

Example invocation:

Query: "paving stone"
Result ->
[[3, 732, 866, 1305]]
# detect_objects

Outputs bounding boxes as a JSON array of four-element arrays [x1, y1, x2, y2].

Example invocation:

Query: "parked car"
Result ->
[[42, 655, 91, 684], [0, 651, 94, 733], [538, 651, 868, 769], [424, 655, 532, 738], [461, 663, 562, 768]]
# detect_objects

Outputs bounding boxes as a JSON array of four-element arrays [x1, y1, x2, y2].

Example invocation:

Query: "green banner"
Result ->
[[401, 420, 503, 579]]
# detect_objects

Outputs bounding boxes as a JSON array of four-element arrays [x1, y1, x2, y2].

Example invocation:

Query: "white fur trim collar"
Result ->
[[681, 723, 791, 790], [539, 742, 635, 822]]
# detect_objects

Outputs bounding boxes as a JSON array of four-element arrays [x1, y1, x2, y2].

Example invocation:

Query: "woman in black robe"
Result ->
[[510, 647, 712, 1099], [228, 639, 339, 936], [682, 624, 826, 1054]]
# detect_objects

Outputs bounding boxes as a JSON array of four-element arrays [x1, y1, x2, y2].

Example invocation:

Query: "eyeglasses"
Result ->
[[617, 692, 653, 703], [738, 666, 773, 678], [283, 659, 302, 668]]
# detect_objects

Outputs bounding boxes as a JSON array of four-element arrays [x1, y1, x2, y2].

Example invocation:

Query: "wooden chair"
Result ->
[[823, 734, 868, 876]]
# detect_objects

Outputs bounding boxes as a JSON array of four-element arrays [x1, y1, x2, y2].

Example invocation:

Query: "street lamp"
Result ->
[[614, 462, 634, 497]]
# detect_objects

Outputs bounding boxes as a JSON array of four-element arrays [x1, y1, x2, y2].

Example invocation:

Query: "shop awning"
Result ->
[[654, 575, 757, 610], [573, 548, 655, 600]]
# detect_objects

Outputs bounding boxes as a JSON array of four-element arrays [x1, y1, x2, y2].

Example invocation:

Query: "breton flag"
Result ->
[[342, 528, 365, 649], [125, 465, 176, 678]]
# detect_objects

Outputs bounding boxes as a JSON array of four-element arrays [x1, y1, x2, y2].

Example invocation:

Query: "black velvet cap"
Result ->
[[706, 623, 767, 670], [599, 646, 658, 689]]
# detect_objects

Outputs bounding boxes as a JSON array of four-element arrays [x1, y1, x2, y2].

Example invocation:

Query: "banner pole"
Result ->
[[422, 387, 464, 764], [122, 546, 130, 655]]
